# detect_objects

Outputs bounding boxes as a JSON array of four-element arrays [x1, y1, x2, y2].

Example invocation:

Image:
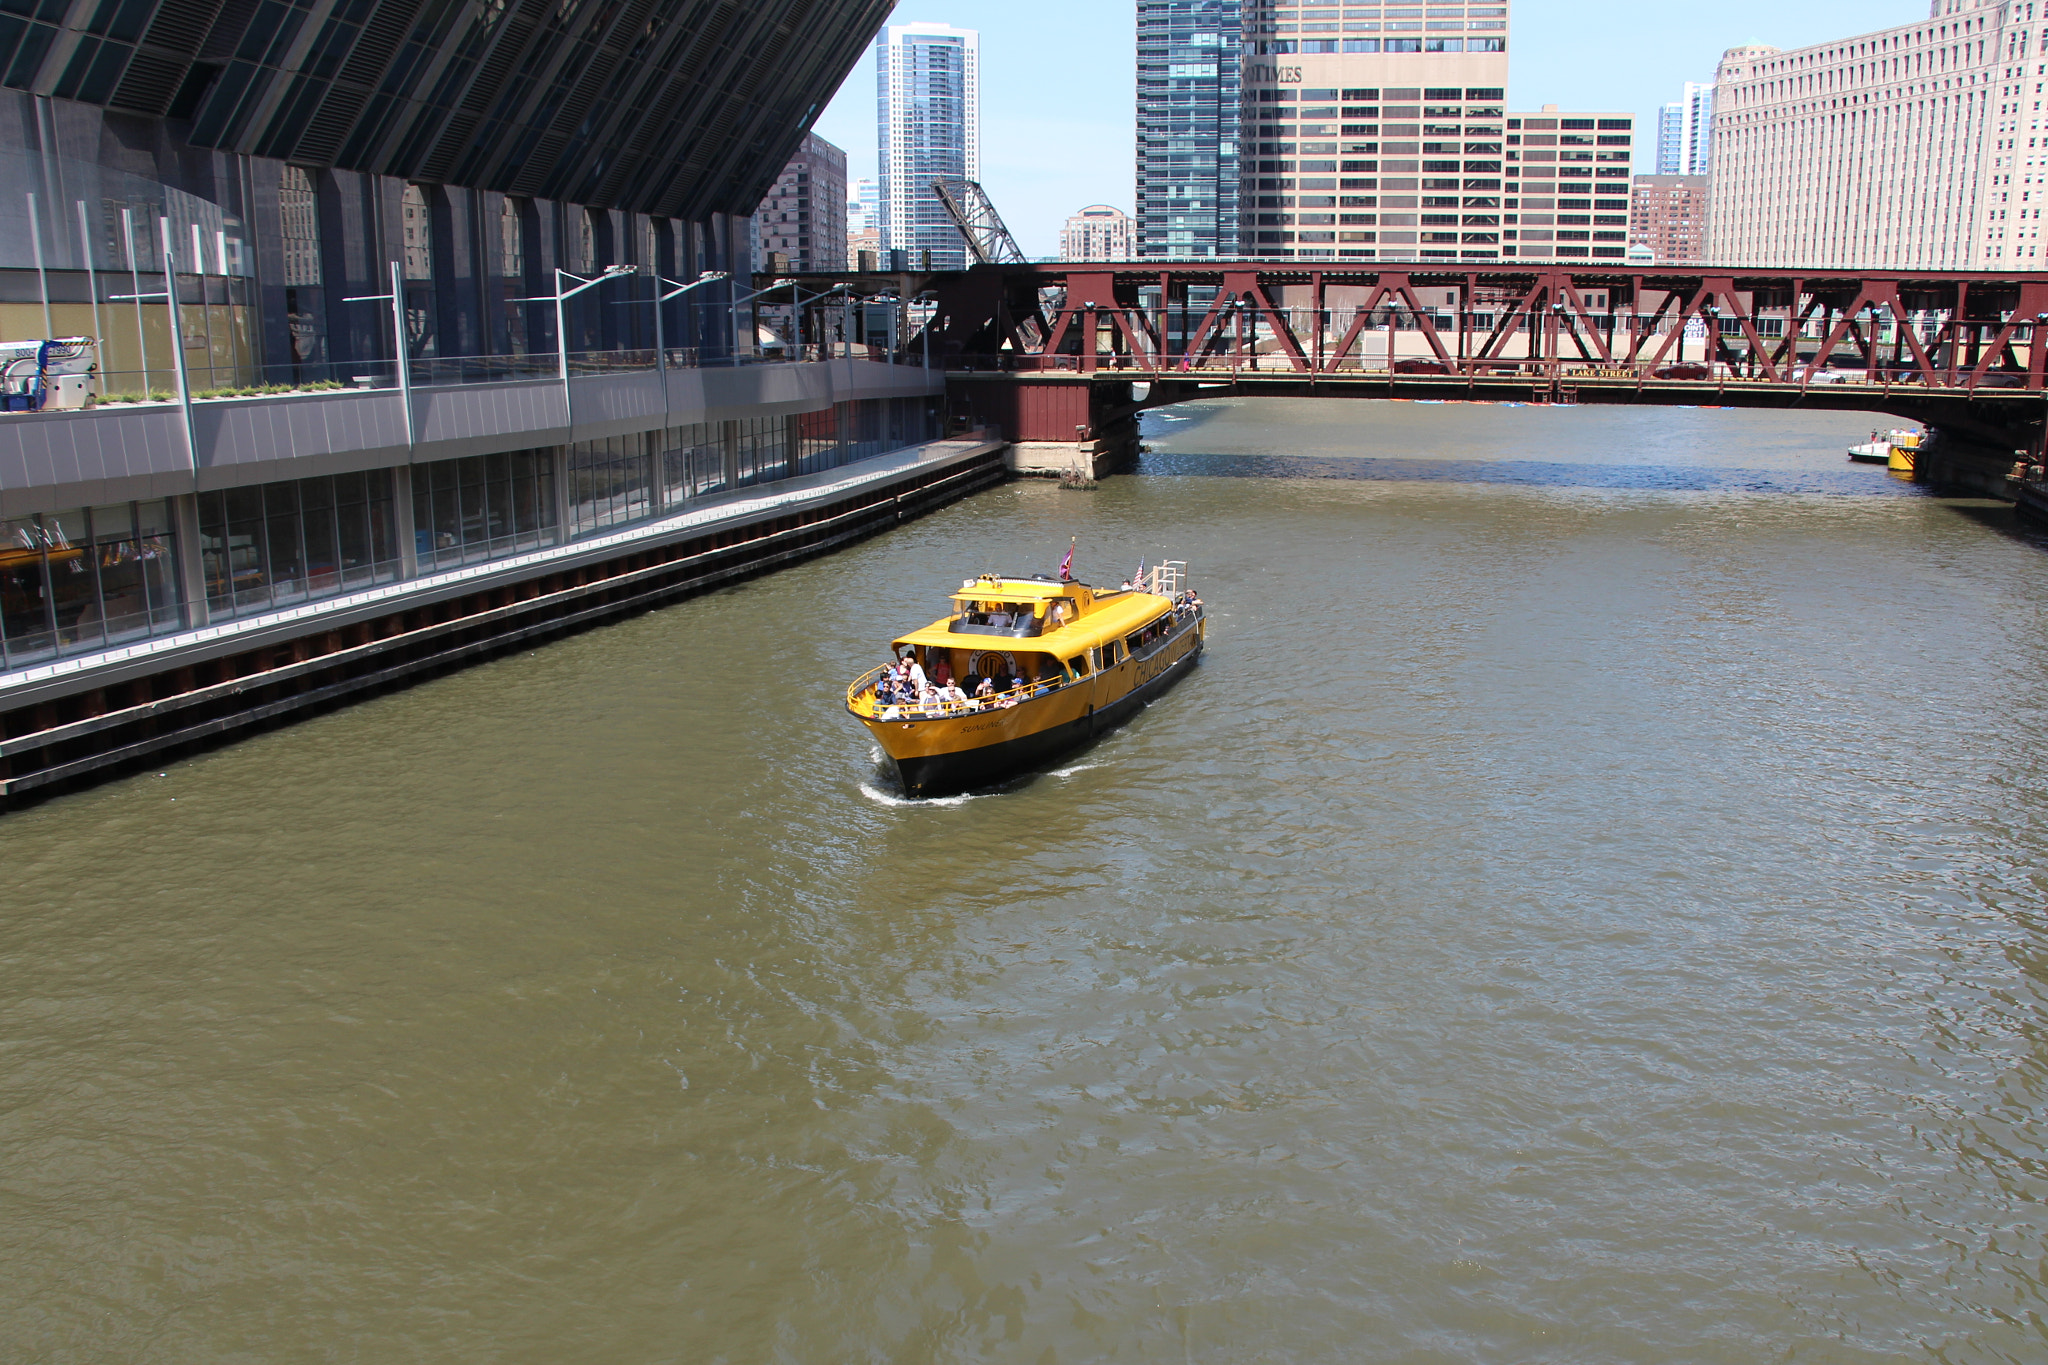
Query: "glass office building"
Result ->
[[0, 0, 946, 678], [1136, 1, 1245, 260]]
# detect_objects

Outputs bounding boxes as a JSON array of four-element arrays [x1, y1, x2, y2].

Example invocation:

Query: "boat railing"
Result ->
[[846, 667, 1068, 720], [1143, 561, 1188, 598], [846, 663, 895, 710]]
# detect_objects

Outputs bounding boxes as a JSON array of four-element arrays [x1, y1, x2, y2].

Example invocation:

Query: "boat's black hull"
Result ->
[[892, 633, 1204, 797]]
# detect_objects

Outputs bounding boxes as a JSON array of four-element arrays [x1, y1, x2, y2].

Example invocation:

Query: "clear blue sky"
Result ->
[[811, 0, 1930, 257]]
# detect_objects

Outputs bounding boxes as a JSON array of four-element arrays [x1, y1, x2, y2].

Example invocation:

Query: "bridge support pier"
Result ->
[[1914, 430, 2032, 500], [1008, 414, 1140, 479], [948, 375, 1142, 479]]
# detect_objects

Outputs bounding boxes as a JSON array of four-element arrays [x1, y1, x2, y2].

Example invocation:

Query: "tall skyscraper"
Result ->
[[1136, 1, 1245, 259], [876, 22, 981, 269], [1237, 0, 1512, 261], [1709, 0, 2028, 269], [1657, 82, 1714, 176]]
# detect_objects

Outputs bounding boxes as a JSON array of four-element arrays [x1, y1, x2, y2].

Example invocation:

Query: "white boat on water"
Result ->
[[1849, 428, 1921, 466]]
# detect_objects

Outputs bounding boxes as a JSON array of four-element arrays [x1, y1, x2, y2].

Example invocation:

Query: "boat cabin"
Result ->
[[946, 573, 1096, 639], [880, 573, 1186, 696]]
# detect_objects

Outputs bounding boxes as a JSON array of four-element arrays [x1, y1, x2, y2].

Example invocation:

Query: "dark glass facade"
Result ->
[[1, 500, 180, 667], [0, 1, 892, 390], [0, 0, 891, 221], [1136, 1, 1243, 260], [412, 451, 556, 573], [198, 471, 402, 621], [0, 1, 951, 682]]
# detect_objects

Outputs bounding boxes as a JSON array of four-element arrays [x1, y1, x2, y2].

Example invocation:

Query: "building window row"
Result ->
[[2, 500, 181, 669], [2, 396, 946, 674], [199, 473, 403, 625]]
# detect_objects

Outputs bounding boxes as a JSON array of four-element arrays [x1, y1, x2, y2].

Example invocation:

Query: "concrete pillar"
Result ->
[[389, 463, 419, 578], [552, 445, 574, 541], [169, 491, 208, 628]]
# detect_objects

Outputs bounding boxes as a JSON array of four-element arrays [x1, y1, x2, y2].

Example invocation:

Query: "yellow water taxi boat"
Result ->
[[846, 563, 1206, 797]]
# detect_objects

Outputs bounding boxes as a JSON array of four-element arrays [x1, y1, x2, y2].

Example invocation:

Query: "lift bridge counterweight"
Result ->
[[931, 178, 1057, 351]]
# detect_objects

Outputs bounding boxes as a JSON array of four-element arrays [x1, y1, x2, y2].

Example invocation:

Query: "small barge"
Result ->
[[847, 564, 1205, 797]]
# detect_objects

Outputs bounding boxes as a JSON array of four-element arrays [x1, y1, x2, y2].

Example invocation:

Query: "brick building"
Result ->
[[753, 132, 850, 272], [1630, 175, 1710, 265]]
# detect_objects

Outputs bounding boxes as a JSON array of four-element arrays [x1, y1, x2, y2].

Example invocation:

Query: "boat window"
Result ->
[[1067, 654, 1090, 677], [953, 599, 1042, 636], [1101, 641, 1122, 668], [1129, 614, 1169, 654]]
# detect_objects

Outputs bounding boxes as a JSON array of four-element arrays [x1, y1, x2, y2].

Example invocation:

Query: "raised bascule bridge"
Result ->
[[808, 261, 2048, 492]]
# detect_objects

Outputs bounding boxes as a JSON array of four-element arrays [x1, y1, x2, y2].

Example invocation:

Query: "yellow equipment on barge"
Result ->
[[846, 564, 1206, 797]]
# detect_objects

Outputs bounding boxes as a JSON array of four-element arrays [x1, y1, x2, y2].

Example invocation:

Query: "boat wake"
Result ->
[[858, 781, 983, 809], [1050, 762, 1106, 778]]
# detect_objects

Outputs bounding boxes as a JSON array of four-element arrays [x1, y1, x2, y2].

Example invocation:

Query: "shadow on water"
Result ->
[[1135, 447, 1928, 496], [1940, 496, 2048, 551]]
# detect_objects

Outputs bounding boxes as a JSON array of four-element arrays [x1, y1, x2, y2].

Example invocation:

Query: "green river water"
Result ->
[[3, 398, 2046, 1363]]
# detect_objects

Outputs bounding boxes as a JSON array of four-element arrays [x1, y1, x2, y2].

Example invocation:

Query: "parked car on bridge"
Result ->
[[1653, 362, 1712, 381], [1393, 358, 1453, 376], [1788, 364, 1850, 385]]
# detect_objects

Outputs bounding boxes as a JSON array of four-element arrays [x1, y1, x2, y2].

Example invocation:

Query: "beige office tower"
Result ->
[[1503, 106, 1637, 262], [1709, 0, 2036, 269], [1238, 0, 1511, 261]]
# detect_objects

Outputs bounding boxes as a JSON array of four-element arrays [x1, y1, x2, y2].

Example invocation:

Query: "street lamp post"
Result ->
[[650, 270, 729, 375], [513, 262, 636, 427], [341, 261, 415, 446], [110, 243, 198, 478]]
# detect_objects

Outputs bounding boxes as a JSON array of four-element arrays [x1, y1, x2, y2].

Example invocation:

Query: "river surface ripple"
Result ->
[[4, 400, 2047, 1363]]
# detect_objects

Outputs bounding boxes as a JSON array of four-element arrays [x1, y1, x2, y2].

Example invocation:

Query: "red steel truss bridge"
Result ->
[[884, 262, 2048, 455]]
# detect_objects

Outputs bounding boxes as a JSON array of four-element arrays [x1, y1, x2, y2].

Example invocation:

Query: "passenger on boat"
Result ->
[[931, 656, 954, 689], [974, 676, 996, 706], [937, 680, 968, 712], [896, 654, 926, 692]]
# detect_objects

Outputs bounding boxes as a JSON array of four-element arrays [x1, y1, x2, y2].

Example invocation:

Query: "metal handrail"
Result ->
[[846, 605, 1204, 720], [847, 669, 1064, 720]]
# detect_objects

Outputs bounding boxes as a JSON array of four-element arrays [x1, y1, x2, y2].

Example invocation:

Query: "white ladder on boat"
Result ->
[[1143, 561, 1188, 597]]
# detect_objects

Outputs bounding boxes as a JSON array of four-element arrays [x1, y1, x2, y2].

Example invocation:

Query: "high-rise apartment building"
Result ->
[[1502, 106, 1635, 261], [1237, 0, 1512, 261], [1657, 82, 1715, 176], [1061, 206, 1138, 261], [753, 133, 849, 272], [1630, 175, 1710, 263], [876, 23, 981, 270], [1709, 0, 2030, 269], [1136, 1, 1246, 259]]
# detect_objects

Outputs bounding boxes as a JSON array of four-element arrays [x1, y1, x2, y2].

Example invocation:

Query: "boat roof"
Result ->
[[949, 574, 1074, 597], [895, 584, 1174, 655]]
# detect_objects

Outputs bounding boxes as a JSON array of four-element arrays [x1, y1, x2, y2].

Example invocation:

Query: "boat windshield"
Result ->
[[950, 599, 1043, 638]]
